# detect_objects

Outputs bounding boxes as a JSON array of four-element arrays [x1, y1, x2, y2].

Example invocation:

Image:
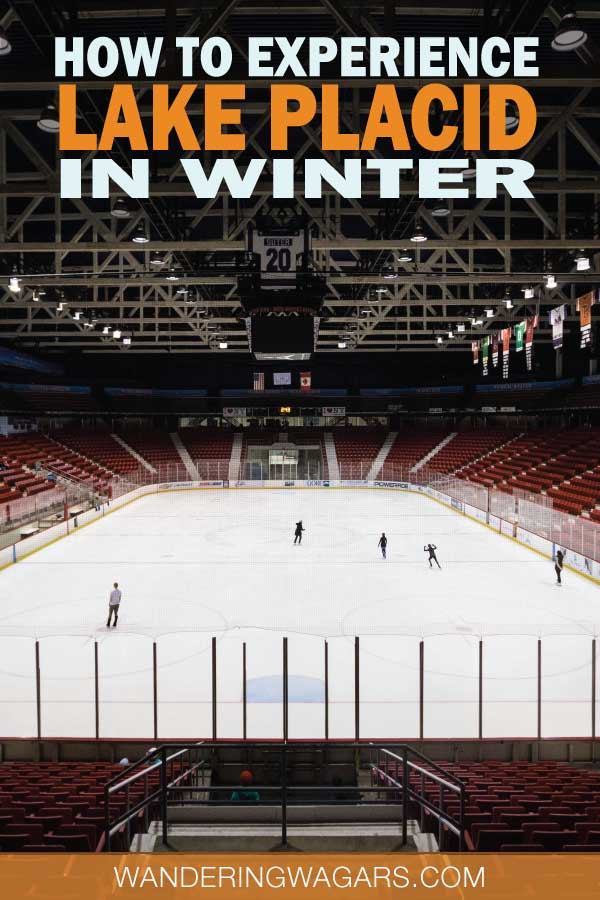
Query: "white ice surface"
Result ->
[[0, 487, 599, 740]]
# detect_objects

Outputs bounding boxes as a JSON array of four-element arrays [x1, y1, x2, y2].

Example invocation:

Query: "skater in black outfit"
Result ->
[[555, 549, 564, 585], [378, 532, 387, 559], [294, 521, 305, 544], [424, 543, 441, 568]]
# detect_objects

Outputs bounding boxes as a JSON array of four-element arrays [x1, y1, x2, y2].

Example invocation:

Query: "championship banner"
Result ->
[[577, 291, 596, 348], [525, 315, 538, 370], [300, 372, 311, 390], [471, 340, 479, 365], [491, 333, 499, 368], [273, 372, 292, 386], [501, 327, 511, 379], [514, 321, 525, 352], [482, 336, 490, 376], [550, 304, 566, 350]]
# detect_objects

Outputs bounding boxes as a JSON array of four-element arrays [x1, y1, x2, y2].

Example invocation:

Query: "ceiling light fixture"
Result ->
[[8, 276, 21, 293], [37, 103, 60, 134], [338, 341, 347, 349], [113, 329, 122, 339], [111, 198, 131, 219], [575, 250, 590, 271], [150, 250, 166, 268], [410, 223, 427, 243], [522, 286, 535, 299], [0, 26, 12, 56], [397, 250, 413, 262], [430, 201, 451, 217], [552, 9, 588, 52], [505, 101, 519, 132], [545, 273, 557, 289], [485, 308, 494, 318], [218, 341, 228, 349], [123, 337, 131, 345], [132, 222, 149, 244]]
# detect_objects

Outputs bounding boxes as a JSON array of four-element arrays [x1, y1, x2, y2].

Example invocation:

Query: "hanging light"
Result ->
[[463, 160, 477, 180], [8, 276, 21, 293], [522, 286, 535, 300], [0, 26, 12, 56], [176, 286, 189, 294], [37, 103, 60, 134], [123, 336, 131, 345], [338, 341, 347, 349], [436, 336, 444, 344], [32, 290, 39, 302], [397, 249, 413, 262], [545, 272, 557, 289], [457, 323, 465, 332], [166, 269, 179, 281], [111, 198, 131, 219], [505, 101, 519, 132], [552, 9, 588, 52], [218, 341, 228, 349], [73, 311, 81, 320], [132, 222, 149, 244], [375, 287, 387, 294], [575, 250, 590, 271], [485, 308, 494, 318], [410, 223, 427, 242], [430, 201, 451, 217], [150, 250, 166, 268], [503, 291, 513, 309], [102, 326, 111, 335], [447, 330, 454, 339], [383, 265, 397, 279], [113, 329, 122, 339]]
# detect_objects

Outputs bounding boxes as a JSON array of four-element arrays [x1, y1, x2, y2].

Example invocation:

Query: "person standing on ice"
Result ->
[[106, 582, 122, 627], [424, 543, 441, 569], [378, 532, 387, 559], [294, 521, 305, 544], [555, 549, 564, 585]]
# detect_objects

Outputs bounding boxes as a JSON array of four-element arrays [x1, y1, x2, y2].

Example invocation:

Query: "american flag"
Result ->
[[253, 372, 265, 391]]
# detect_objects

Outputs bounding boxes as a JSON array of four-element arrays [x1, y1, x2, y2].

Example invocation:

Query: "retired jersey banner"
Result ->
[[577, 291, 596, 348], [514, 321, 525, 352], [525, 315, 538, 370], [501, 327, 511, 379], [491, 333, 499, 368], [550, 304, 566, 350], [472, 340, 479, 365], [482, 336, 490, 376]]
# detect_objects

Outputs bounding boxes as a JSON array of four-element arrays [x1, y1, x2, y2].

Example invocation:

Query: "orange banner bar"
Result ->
[[2, 853, 600, 900]]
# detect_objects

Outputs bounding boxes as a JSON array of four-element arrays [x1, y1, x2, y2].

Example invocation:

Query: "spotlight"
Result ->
[[37, 103, 60, 134], [505, 101, 519, 132], [176, 286, 189, 295], [123, 337, 131, 345], [383, 265, 397, 279], [0, 26, 12, 56], [218, 341, 228, 349], [575, 250, 590, 271], [503, 292, 514, 309], [485, 308, 494, 318], [113, 329, 122, 339], [545, 273, 557, 289], [166, 269, 179, 281], [397, 249, 413, 262], [32, 290, 39, 302], [463, 161, 477, 180], [375, 287, 387, 294], [410, 223, 427, 242], [132, 222, 149, 244], [457, 323, 465, 332], [436, 336, 443, 344], [522, 286, 535, 299], [552, 10, 588, 52], [338, 341, 347, 349], [447, 330, 454, 339], [111, 198, 131, 219], [73, 311, 81, 320], [102, 326, 111, 335], [8, 276, 21, 293]]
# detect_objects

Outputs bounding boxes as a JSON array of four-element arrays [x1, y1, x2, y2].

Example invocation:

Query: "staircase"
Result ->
[[367, 431, 398, 480], [411, 432, 457, 473], [228, 433, 244, 480], [170, 432, 197, 479], [111, 433, 156, 473], [323, 432, 340, 480]]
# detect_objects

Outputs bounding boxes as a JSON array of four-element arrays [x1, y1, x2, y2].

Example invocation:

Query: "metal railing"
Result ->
[[102, 741, 464, 853]]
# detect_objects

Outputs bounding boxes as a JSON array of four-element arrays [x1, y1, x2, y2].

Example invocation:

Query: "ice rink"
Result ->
[[1, 487, 599, 741]]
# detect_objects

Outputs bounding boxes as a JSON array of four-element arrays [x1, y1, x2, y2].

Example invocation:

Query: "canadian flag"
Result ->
[[300, 372, 311, 390]]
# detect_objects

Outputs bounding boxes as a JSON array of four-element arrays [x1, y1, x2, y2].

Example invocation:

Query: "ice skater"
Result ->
[[378, 532, 387, 559], [294, 521, 305, 544], [555, 549, 564, 585], [424, 543, 441, 569], [106, 582, 122, 627]]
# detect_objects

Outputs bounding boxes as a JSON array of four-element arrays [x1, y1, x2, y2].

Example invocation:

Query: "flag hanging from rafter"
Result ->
[[550, 305, 566, 350], [472, 341, 479, 365], [482, 336, 490, 376], [492, 333, 499, 368], [501, 327, 511, 379], [300, 372, 311, 391], [514, 321, 525, 353], [525, 315, 538, 371], [253, 371, 265, 391], [577, 291, 597, 348]]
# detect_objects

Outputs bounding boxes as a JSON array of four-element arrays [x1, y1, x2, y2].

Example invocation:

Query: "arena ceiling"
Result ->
[[0, 0, 598, 356]]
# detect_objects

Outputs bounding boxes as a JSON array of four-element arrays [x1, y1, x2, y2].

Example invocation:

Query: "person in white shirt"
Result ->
[[107, 582, 122, 628]]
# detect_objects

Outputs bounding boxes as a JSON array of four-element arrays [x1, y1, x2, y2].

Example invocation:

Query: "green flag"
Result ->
[[515, 321, 525, 352]]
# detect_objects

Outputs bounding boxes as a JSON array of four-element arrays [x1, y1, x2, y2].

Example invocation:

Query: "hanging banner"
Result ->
[[273, 372, 292, 386], [300, 372, 312, 390], [550, 304, 566, 350], [525, 315, 538, 371], [482, 336, 490, 376], [471, 340, 479, 365], [577, 291, 597, 348], [501, 327, 511, 379], [491, 333, 499, 368], [514, 321, 525, 352]]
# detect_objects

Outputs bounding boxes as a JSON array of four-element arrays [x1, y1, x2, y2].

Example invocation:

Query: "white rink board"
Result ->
[[0, 486, 599, 740]]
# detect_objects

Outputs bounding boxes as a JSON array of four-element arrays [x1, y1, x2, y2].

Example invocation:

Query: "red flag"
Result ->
[[300, 372, 311, 391]]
